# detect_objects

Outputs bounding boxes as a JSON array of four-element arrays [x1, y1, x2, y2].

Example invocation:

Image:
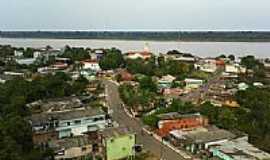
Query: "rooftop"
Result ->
[[102, 127, 133, 139], [185, 128, 236, 144], [49, 135, 92, 150], [157, 112, 202, 121], [30, 107, 105, 126], [210, 137, 270, 160], [27, 97, 84, 114]]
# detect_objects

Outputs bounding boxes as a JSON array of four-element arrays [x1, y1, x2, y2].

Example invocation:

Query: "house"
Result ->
[[209, 136, 270, 160], [162, 88, 184, 97], [16, 58, 36, 65], [157, 112, 208, 137], [81, 60, 101, 72], [184, 78, 204, 89], [118, 70, 134, 81], [14, 50, 24, 57], [158, 75, 176, 89], [253, 82, 264, 87], [166, 53, 196, 63], [194, 59, 217, 73], [102, 127, 136, 160], [4, 71, 25, 77], [33, 51, 42, 59], [238, 82, 249, 91], [31, 109, 108, 139], [29, 97, 110, 139], [52, 62, 69, 70], [169, 126, 236, 154], [90, 49, 105, 60], [225, 64, 247, 74], [80, 69, 97, 81], [126, 51, 152, 60], [50, 134, 102, 160], [55, 57, 71, 64]]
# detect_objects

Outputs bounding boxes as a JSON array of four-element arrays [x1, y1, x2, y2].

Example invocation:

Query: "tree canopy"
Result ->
[[99, 48, 124, 70]]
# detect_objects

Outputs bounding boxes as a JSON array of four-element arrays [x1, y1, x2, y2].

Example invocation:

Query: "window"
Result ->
[[74, 120, 81, 124], [66, 122, 71, 126], [81, 147, 87, 151]]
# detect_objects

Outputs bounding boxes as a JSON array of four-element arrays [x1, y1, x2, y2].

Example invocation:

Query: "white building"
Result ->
[[16, 58, 36, 65], [126, 52, 152, 60], [225, 64, 246, 74], [185, 78, 204, 89], [195, 59, 217, 73], [81, 60, 101, 71], [33, 51, 42, 59], [210, 136, 270, 160], [14, 50, 24, 57]]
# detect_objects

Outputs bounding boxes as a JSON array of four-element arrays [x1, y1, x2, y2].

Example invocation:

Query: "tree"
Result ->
[[23, 48, 34, 58], [138, 76, 157, 93], [217, 54, 226, 59], [61, 46, 90, 62], [228, 54, 235, 61], [99, 48, 124, 70], [241, 55, 258, 69]]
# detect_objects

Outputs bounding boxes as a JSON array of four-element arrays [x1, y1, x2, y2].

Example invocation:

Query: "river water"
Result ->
[[0, 38, 269, 58]]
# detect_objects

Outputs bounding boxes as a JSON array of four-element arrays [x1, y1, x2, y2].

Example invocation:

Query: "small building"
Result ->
[[50, 135, 100, 160], [253, 82, 264, 87], [4, 71, 25, 77], [158, 75, 176, 89], [81, 60, 101, 72], [194, 59, 217, 73], [225, 64, 247, 74], [184, 78, 204, 89], [102, 127, 136, 160], [126, 51, 152, 60], [209, 136, 270, 160], [169, 127, 236, 154], [52, 62, 69, 70], [162, 88, 184, 97], [33, 51, 42, 59], [29, 97, 109, 139], [16, 58, 36, 65], [157, 112, 208, 137], [238, 82, 249, 91], [90, 49, 105, 60], [14, 50, 24, 57], [118, 70, 134, 81], [166, 53, 196, 63]]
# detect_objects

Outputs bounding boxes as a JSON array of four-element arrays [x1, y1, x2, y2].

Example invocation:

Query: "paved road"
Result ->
[[104, 80, 186, 160]]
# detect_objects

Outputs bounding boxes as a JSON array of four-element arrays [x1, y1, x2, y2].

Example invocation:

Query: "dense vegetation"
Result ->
[[126, 56, 193, 78], [2, 31, 270, 42], [119, 75, 158, 111], [0, 72, 88, 160], [60, 46, 90, 62], [99, 48, 125, 70]]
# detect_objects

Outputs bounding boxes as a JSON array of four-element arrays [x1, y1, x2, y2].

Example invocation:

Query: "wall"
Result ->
[[158, 116, 208, 137], [57, 115, 107, 139]]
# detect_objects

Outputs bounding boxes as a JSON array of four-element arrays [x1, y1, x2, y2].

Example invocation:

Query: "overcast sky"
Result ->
[[0, 0, 270, 31]]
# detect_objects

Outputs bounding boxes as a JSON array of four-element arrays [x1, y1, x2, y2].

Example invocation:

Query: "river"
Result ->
[[0, 38, 269, 58]]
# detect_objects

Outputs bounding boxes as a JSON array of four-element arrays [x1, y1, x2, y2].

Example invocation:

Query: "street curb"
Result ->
[[142, 128, 192, 159]]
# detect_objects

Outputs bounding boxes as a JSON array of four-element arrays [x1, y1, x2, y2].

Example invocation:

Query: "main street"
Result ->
[[104, 80, 186, 160]]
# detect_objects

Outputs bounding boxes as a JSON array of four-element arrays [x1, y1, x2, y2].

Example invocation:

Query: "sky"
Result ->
[[0, 0, 270, 31]]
